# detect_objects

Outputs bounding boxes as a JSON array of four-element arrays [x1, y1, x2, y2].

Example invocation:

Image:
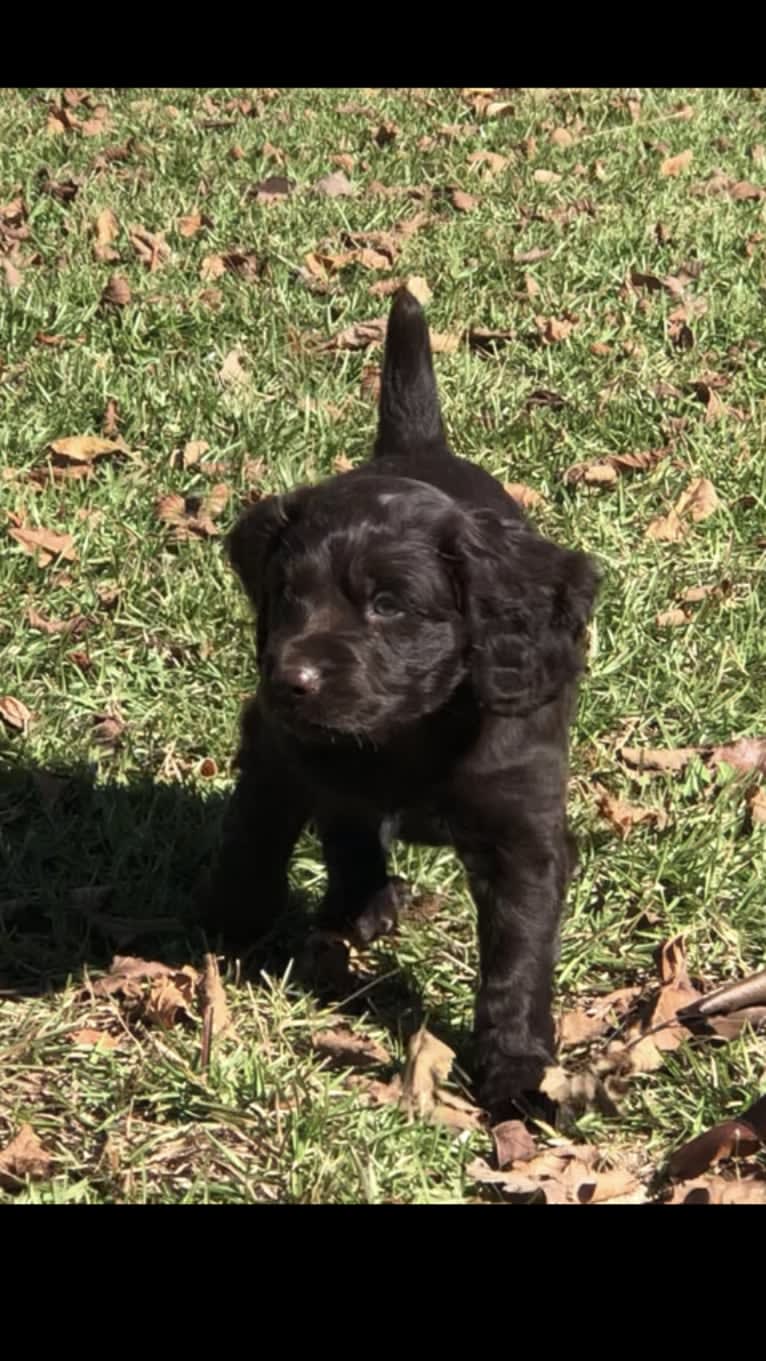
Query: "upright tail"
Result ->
[[374, 287, 445, 458]]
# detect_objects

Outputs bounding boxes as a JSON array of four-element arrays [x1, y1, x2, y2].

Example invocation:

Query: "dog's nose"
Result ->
[[275, 660, 322, 698]]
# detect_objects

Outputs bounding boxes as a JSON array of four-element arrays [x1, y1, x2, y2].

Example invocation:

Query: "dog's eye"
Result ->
[[370, 591, 402, 618]]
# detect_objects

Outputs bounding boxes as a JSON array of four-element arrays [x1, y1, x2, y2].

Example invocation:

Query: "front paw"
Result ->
[[195, 864, 287, 947], [320, 876, 411, 945], [474, 1032, 555, 1126]]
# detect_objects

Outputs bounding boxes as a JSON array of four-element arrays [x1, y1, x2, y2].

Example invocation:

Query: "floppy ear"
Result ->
[[226, 491, 304, 651], [456, 510, 600, 716]]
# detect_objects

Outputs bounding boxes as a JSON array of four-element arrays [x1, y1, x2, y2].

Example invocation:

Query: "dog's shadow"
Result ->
[[0, 755, 468, 1067]]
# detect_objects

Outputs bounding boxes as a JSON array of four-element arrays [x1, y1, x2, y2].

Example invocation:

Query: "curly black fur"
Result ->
[[208, 288, 600, 1119]]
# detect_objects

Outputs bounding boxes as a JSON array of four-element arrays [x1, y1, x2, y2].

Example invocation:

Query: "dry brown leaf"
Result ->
[[429, 330, 461, 354], [668, 1174, 766, 1204], [647, 476, 719, 542], [450, 188, 479, 213], [710, 736, 766, 775], [668, 1095, 766, 1180], [144, 969, 198, 1029], [747, 786, 766, 825], [492, 1119, 537, 1168], [68, 1028, 120, 1050], [661, 149, 693, 177], [467, 150, 507, 176], [26, 608, 89, 638], [558, 987, 640, 1048], [504, 482, 544, 510], [248, 175, 294, 204], [431, 1091, 484, 1131], [400, 1027, 456, 1120], [1, 254, 23, 288], [128, 224, 170, 271], [0, 695, 32, 733], [103, 398, 120, 437], [533, 169, 562, 185], [0, 1125, 53, 1191], [360, 364, 381, 402], [535, 314, 576, 344], [468, 1144, 641, 1204], [374, 120, 398, 148], [93, 207, 119, 262], [219, 349, 248, 389], [514, 246, 551, 265], [155, 485, 229, 541], [551, 126, 575, 147], [48, 435, 125, 466], [91, 712, 125, 748], [619, 746, 697, 773], [312, 1025, 391, 1070], [317, 318, 387, 352], [178, 212, 208, 238], [8, 524, 77, 568], [198, 952, 233, 1040], [313, 170, 354, 197], [649, 935, 701, 1050], [179, 439, 210, 468], [656, 608, 689, 628], [101, 275, 131, 307], [467, 325, 515, 352], [597, 788, 668, 838], [404, 275, 432, 305]]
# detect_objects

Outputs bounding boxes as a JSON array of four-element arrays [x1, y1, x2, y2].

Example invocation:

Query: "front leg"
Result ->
[[458, 822, 568, 1121], [317, 816, 409, 945], [200, 702, 310, 945]]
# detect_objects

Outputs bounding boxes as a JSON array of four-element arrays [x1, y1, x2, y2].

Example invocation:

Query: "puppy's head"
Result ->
[[228, 475, 598, 740]]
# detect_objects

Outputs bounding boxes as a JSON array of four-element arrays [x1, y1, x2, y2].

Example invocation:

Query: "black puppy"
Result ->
[[208, 289, 599, 1117]]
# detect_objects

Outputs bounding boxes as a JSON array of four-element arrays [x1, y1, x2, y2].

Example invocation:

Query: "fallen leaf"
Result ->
[[450, 188, 479, 213], [198, 952, 233, 1041], [128, 224, 170, 272], [647, 476, 719, 541], [92, 955, 199, 1029], [0, 1125, 53, 1191], [247, 175, 294, 203], [429, 330, 461, 354], [360, 365, 381, 401], [551, 126, 575, 147], [404, 275, 431, 305], [178, 439, 210, 468], [468, 1144, 641, 1204], [155, 485, 229, 541], [313, 170, 353, 197], [48, 435, 125, 466], [597, 788, 668, 838], [748, 787, 766, 826], [467, 150, 507, 176], [332, 454, 354, 474], [492, 1119, 537, 1168], [26, 608, 89, 637], [8, 524, 77, 568], [93, 207, 119, 262], [1, 254, 23, 288], [102, 399, 120, 437], [514, 247, 551, 264], [668, 1095, 766, 1180], [656, 608, 689, 627], [533, 169, 561, 185], [101, 275, 131, 307], [668, 1174, 766, 1204], [661, 149, 693, 177], [178, 212, 209, 238], [313, 1025, 391, 1070], [374, 121, 398, 148], [710, 736, 766, 776], [317, 318, 387, 352], [0, 695, 32, 733], [467, 325, 515, 352], [91, 712, 125, 749], [68, 1028, 120, 1050], [504, 482, 544, 510], [535, 314, 576, 344], [619, 745, 698, 773], [219, 349, 248, 389], [557, 987, 641, 1048], [524, 388, 566, 409], [400, 1026, 456, 1120]]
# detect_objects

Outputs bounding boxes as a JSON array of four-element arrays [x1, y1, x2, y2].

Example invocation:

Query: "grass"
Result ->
[[1, 85, 765, 1203]]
